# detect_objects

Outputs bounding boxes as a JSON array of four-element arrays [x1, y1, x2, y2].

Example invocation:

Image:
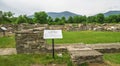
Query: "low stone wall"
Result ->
[[66, 45, 103, 66], [73, 55, 103, 66], [15, 28, 46, 54], [86, 43, 120, 53], [64, 24, 120, 32], [96, 48, 120, 53], [1, 23, 120, 33]]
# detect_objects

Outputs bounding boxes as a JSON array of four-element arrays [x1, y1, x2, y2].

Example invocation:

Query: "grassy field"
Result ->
[[0, 53, 120, 66], [0, 53, 70, 66], [47, 31, 120, 44], [104, 53, 120, 64], [0, 31, 120, 66], [0, 31, 120, 48], [0, 36, 15, 48]]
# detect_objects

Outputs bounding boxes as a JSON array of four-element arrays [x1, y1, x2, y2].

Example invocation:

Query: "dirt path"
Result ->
[[0, 48, 16, 55], [31, 64, 66, 66]]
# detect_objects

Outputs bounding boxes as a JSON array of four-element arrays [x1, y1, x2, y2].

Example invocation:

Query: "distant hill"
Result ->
[[28, 10, 120, 18], [47, 11, 79, 18], [28, 11, 79, 18], [104, 11, 120, 16]]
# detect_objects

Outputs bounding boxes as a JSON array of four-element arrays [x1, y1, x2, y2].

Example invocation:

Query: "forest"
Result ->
[[0, 11, 120, 25]]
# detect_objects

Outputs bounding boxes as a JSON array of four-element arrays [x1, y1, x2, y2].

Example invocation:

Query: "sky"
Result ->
[[0, 0, 120, 16]]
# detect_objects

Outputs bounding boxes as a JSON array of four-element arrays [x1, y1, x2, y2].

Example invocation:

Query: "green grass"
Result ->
[[0, 53, 70, 66], [0, 36, 15, 48], [0, 31, 120, 48], [0, 53, 120, 66], [47, 31, 120, 44], [104, 53, 120, 64]]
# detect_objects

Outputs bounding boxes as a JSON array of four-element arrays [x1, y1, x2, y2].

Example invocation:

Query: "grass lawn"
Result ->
[[0, 53, 120, 66], [47, 31, 120, 44], [104, 53, 120, 64], [0, 53, 70, 66], [0, 31, 120, 66], [0, 31, 120, 48], [0, 36, 15, 48]]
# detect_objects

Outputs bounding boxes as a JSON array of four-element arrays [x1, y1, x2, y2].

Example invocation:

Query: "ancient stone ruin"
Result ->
[[1, 23, 120, 33], [15, 27, 47, 54], [15, 27, 120, 66]]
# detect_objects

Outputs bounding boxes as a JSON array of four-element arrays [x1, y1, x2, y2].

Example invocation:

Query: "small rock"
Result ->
[[57, 53, 63, 57]]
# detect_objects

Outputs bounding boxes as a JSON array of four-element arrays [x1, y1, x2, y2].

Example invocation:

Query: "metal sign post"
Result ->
[[43, 30, 63, 59], [52, 39, 55, 58]]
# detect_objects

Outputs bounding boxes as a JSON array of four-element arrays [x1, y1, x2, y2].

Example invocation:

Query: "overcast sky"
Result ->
[[0, 0, 120, 16]]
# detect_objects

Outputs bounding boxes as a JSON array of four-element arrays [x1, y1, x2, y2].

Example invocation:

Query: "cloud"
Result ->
[[0, 0, 120, 16]]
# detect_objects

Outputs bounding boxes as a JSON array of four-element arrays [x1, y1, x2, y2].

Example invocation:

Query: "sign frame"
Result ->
[[43, 30, 63, 59], [43, 30, 63, 39]]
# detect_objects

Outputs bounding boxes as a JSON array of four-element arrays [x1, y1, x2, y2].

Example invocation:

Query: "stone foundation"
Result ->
[[15, 28, 46, 54], [1, 23, 120, 33], [86, 43, 120, 53], [67, 45, 103, 66]]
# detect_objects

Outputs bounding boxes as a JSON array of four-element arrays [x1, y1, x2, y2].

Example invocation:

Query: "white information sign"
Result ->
[[0, 27, 7, 31], [43, 30, 63, 39]]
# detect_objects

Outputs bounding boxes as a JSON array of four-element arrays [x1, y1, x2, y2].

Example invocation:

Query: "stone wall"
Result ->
[[1, 23, 120, 33], [15, 28, 47, 54], [72, 54, 103, 66], [64, 24, 120, 32], [86, 43, 120, 53]]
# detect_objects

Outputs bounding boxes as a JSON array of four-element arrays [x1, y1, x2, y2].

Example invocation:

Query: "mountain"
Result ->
[[28, 10, 120, 18], [104, 11, 120, 16], [47, 11, 79, 18], [28, 11, 79, 18]]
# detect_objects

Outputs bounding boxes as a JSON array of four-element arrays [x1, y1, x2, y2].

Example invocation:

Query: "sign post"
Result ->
[[43, 30, 63, 59], [0, 27, 7, 36], [52, 39, 55, 58]]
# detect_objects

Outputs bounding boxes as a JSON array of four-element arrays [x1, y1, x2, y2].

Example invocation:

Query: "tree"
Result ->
[[61, 16, 66, 23], [0, 11, 14, 24], [87, 16, 96, 23], [16, 15, 27, 24], [73, 16, 80, 23], [3, 11, 13, 18], [34, 11, 48, 24], [0, 11, 2, 17], [54, 17, 60, 22], [79, 16, 86, 23], [95, 13, 104, 23], [109, 15, 118, 23], [7, 11, 13, 18], [67, 16, 73, 23], [0, 11, 3, 24], [117, 15, 120, 23], [47, 16, 53, 22]]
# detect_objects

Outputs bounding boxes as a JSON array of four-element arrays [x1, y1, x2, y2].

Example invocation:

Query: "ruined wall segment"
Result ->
[[15, 28, 46, 54]]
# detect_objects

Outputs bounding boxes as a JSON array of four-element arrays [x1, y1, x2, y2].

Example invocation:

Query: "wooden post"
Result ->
[[2, 30, 5, 36]]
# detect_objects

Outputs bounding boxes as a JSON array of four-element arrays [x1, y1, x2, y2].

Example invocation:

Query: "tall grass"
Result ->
[[47, 31, 120, 44]]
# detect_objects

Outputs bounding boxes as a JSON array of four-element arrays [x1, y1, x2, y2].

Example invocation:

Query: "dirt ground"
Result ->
[[88, 63, 109, 66], [31, 64, 66, 66], [0, 48, 16, 55], [0, 32, 14, 37], [31, 63, 120, 66]]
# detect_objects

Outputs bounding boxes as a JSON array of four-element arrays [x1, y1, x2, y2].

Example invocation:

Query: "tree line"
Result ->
[[0, 11, 120, 24]]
